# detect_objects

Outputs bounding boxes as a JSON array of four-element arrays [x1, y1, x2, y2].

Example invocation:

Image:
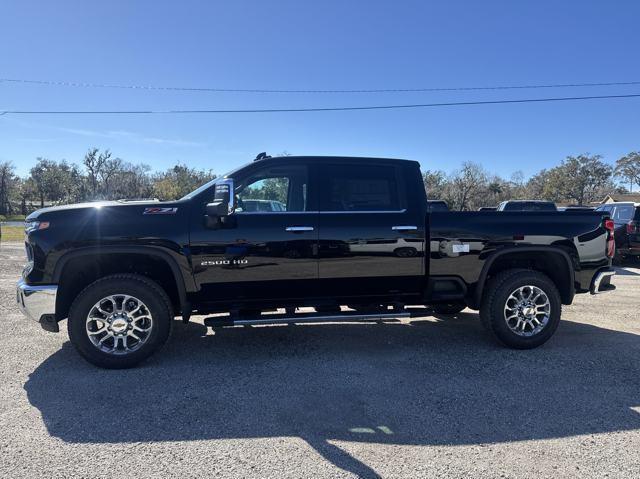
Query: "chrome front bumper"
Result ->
[[590, 269, 615, 294], [16, 279, 57, 323]]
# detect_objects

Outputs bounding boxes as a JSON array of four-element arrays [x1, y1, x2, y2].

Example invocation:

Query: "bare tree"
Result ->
[[83, 148, 112, 198], [448, 162, 488, 211], [100, 157, 123, 199]]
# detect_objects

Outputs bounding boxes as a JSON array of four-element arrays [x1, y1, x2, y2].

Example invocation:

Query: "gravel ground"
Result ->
[[1, 241, 639, 478]]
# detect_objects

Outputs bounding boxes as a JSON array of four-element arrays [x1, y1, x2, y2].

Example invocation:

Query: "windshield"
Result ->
[[179, 177, 221, 201], [179, 163, 246, 201]]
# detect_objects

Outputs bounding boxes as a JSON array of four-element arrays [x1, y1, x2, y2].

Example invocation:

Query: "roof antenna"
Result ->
[[254, 152, 271, 161]]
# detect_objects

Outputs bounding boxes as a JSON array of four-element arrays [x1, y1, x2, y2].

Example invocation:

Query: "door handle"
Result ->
[[392, 226, 418, 231], [285, 226, 314, 232]]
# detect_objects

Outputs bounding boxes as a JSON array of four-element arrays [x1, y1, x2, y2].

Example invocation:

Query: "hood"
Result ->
[[26, 200, 166, 220]]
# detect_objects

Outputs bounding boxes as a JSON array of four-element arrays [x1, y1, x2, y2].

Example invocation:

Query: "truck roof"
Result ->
[[257, 155, 419, 166]]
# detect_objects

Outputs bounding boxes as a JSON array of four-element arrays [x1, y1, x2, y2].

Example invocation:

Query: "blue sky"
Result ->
[[1, 0, 639, 178]]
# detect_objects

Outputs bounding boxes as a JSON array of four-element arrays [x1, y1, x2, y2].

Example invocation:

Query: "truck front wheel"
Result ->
[[67, 274, 173, 369], [480, 269, 561, 349]]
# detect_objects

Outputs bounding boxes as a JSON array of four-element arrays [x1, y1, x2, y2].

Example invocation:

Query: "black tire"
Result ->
[[431, 302, 466, 315], [68, 274, 173, 369], [612, 254, 626, 266], [480, 269, 561, 349], [394, 247, 417, 257]]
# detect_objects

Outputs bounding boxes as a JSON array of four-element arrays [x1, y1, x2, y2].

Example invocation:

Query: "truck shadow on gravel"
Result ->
[[25, 314, 640, 478]]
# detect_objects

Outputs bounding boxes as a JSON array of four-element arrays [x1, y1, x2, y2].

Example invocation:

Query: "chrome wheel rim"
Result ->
[[86, 294, 153, 355], [504, 285, 550, 337]]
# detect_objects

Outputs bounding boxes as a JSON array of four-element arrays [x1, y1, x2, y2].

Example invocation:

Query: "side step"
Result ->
[[204, 310, 412, 328]]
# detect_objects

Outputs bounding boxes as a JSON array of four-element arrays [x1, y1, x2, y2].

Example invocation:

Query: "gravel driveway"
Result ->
[[1, 241, 639, 478]]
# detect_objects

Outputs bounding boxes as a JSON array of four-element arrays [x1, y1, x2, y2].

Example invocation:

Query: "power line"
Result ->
[[1, 77, 640, 94], [1, 93, 639, 115]]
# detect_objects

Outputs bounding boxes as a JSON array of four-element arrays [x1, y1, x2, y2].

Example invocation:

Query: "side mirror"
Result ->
[[206, 200, 230, 217], [206, 179, 235, 217]]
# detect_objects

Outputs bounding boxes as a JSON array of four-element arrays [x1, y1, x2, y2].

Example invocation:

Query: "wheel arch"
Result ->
[[53, 246, 193, 322], [472, 246, 576, 308]]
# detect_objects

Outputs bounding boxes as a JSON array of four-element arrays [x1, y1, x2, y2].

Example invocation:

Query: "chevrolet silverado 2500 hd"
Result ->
[[17, 155, 616, 368]]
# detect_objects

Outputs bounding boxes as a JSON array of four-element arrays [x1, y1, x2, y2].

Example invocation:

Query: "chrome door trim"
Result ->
[[285, 226, 315, 232], [392, 225, 418, 231]]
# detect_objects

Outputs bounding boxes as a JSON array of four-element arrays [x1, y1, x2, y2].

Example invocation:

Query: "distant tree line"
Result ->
[[423, 152, 639, 211], [0, 148, 215, 216], [0, 148, 639, 216]]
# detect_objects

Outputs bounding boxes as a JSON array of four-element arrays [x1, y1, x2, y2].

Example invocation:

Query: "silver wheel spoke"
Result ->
[[86, 294, 153, 356], [503, 285, 551, 337], [87, 325, 108, 336], [129, 331, 142, 341]]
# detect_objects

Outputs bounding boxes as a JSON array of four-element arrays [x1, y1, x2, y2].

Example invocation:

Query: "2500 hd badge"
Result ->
[[201, 259, 249, 266]]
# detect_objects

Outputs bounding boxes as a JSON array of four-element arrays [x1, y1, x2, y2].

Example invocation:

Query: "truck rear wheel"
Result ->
[[67, 274, 173, 369], [480, 269, 561, 349]]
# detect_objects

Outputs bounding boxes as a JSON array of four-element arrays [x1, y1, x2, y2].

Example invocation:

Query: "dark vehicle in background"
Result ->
[[478, 206, 497, 211], [563, 205, 594, 211], [426, 200, 449, 212], [595, 202, 640, 260], [497, 200, 558, 211], [17, 155, 615, 368]]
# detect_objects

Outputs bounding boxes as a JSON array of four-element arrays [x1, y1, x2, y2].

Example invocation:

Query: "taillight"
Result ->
[[627, 221, 639, 234], [604, 218, 615, 258], [604, 219, 615, 232]]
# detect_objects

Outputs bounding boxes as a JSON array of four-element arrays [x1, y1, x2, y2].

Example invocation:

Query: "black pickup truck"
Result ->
[[17, 155, 616, 368]]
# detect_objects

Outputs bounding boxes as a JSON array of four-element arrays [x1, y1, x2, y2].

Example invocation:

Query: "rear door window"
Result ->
[[319, 164, 403, 212]]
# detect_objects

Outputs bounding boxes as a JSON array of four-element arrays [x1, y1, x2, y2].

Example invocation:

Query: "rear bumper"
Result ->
[[590, 269, 615, 294], [16, 279, 58, 330], [617, 246, 640, 257]]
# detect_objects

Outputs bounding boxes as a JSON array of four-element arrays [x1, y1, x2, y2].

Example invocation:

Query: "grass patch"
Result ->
[[0, 226, 24, 242], [0, 214, 26, 221]]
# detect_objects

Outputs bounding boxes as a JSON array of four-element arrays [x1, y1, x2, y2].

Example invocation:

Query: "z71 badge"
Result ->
[[143, 207, 178, 215]]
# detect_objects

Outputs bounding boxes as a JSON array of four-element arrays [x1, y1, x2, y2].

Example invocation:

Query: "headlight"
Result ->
[[24, 221, 49, 233]]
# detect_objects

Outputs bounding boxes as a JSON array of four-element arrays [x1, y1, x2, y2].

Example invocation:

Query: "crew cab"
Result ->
[[17, 155, 616, 368]]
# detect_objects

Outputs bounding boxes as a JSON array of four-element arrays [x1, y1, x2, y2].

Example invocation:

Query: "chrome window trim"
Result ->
[[319, 209, 407, 214], [234, 211, 319, 215], [233, 209, 408, 215]]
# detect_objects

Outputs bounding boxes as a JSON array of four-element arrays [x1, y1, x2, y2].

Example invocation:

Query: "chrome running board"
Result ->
[[204, 310, 411, 328]]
